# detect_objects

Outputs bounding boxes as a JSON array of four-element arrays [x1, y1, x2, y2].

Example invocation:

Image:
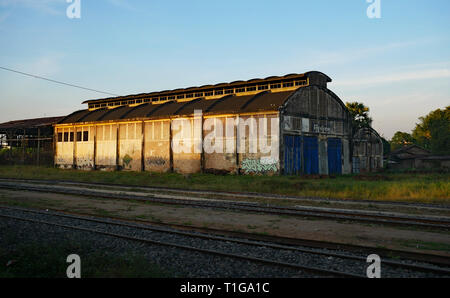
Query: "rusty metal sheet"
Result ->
[[122, 103, 161, 119], [58, 90, 298, 125], [100, 106, 133, 121], [78, 108, 109, 123], [150, 101, 185, 118], [174, 98, 217, 116], [83, 72, 310, 105], [0, 116, 64, 130], [205, 94, 255, 115], [241, 90, 294, 113]]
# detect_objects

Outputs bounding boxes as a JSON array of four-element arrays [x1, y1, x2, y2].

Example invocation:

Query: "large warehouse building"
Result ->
[[54, 71, 381, 175]]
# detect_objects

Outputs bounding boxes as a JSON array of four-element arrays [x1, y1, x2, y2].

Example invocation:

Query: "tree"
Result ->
[[346, 102, 373, 135], [412, 106, 450, 155], [390, 131, 415, 151]]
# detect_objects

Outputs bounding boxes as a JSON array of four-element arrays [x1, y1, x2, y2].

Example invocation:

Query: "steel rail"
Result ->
[[0, 211, 364, 278], [1, 177, 448, 210], [0, 181, 449, 229], [2, 205, 449, 275]]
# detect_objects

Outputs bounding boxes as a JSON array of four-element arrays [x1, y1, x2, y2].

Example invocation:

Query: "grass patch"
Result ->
[[396, 240, 450, 252], [0, 165, 448, 204]]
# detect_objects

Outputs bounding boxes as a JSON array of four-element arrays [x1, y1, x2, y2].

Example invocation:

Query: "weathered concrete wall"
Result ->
[[238, 115, 279, 175], [203, 116, 237, 173], [171, 118, 201, 174], [280, 85, 351, 175], [118, 122, 142, 171], [55, 127, 74, 168], [96, 124, 117, 170], [54, 113, 280, 175], [144, 120, 171, 173], [75, 126, 95, 170]]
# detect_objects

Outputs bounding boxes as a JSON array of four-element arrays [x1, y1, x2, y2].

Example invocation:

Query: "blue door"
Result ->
[[284, 135, 301, 175], [294, 136, 301, 174], [328, 138, 342, 175], [284, 135, 293, 175], [303, 136, 319, 174]]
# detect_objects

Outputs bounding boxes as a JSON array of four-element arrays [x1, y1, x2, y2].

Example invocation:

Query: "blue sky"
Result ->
[[0, 0, 449, 139]]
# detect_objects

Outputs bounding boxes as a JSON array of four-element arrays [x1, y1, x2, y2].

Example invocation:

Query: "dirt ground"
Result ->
[[0, 189, 449, 256]]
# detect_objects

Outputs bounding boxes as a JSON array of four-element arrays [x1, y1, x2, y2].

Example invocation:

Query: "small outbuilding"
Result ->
[[0, 116, 63, 165], [388, 145, 450, 170], [352, 127, 384, 173]]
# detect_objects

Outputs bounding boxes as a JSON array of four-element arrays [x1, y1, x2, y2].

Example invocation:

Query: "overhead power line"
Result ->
[[0, 66, 120, 97]]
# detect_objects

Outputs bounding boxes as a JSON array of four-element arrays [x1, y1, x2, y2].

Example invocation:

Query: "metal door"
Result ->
[[303, 136, 319, 174], [284, 135, 301, 175], [327, 138, 342, 175]]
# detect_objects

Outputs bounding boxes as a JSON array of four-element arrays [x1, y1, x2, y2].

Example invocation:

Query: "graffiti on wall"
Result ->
[[77, 157, 93, 168], [56, 158, 68, 164], [241, 158, 278, 174], [145, 157, 166, 167], [123, 154, 133, 168]]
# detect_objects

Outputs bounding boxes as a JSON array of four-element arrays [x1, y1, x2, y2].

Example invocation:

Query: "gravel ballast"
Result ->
[[0, 207, 448, 278]]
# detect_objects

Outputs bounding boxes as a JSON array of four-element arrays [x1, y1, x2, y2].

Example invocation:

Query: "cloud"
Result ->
[[334, 68, 450, 86]]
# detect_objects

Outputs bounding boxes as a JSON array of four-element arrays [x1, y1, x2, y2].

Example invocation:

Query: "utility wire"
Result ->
[[0, 66, 119, 97]]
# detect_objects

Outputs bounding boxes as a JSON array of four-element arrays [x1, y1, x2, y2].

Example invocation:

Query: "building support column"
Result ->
[[22, 129, 25, 165], [141, 121, 145, 172], [278, 114, 283, 176], [93, 126, 97, 170], [116, 125, 120, 170], [53, 127, 57, 167], [200, 116, 205, 173], [235, 115, 240, 175], [169, 119, 173, 173], [73, 126, 77, 169], [37, 128, 41, 167]]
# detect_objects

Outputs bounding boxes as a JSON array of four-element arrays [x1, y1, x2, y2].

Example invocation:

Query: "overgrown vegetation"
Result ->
[[0, 147, 53, 166], [345, 101, 373, 135], [0, 165, 448, 203], [391, 106, 449, 154], [345, 101, 390, 156]]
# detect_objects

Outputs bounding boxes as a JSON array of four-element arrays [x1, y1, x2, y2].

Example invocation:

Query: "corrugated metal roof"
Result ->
[[204, 94, 257, 115], [0, 116, 64, 131], [241, 91, 291, 113], [78, 108, 110, 122], [59, 110, 90, 124], [175, 97, 218, 116], [82, 72, 314, 105], [101, 105, 133, 120], [58, 90, 295, 125]]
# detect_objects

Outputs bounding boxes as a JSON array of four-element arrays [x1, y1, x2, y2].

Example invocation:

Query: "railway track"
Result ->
[[0, 179, 449, 230], [1, 205, 449, 278], [0, 206, 360, 278], [3, 204, 450, 267], [1, 177, 449, 211]]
